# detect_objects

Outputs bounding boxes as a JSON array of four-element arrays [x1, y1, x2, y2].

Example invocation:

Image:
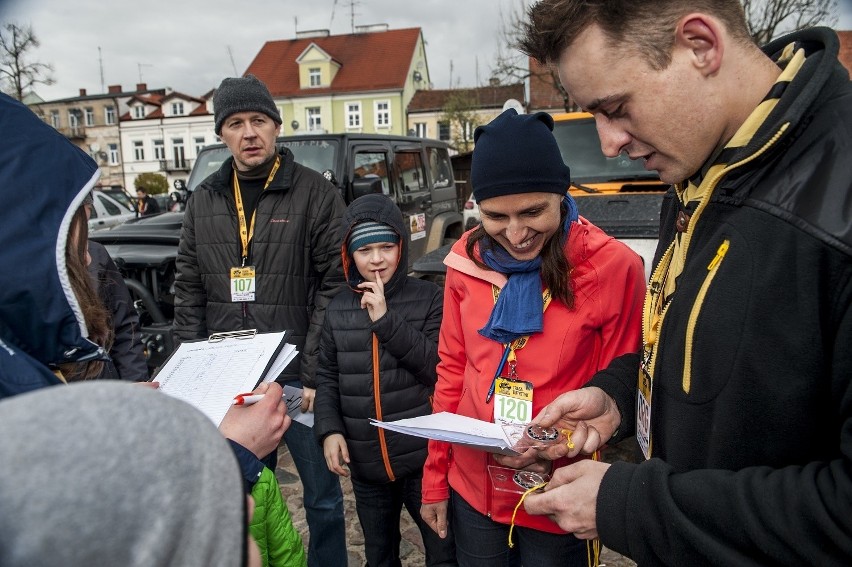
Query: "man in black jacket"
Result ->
[[514, 1, 852, 565], [174, 74, 347, 566]]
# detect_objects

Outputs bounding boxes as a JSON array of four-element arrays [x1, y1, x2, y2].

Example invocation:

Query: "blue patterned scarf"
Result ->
[[478, 196, 578, 344]]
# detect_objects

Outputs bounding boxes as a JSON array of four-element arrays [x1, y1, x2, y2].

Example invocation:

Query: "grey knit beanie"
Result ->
[[213, 74, 282, 134]]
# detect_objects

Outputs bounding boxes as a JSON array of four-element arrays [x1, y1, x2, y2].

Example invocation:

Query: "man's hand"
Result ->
[[322, 433, 350, 477], [300, 386, 316, 413], [492, 447, 553, 474], [523, 459, 610, 539], [421, 500, 450, 539], [531, 387, 621, 460], [358, 272, 387, 322], [219, 382, 289, 459]]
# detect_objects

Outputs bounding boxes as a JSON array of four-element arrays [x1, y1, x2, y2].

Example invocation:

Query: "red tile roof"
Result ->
[[838, 30, 852, 76], [408, 84, 525, 112], [245, 28, 422, 97]]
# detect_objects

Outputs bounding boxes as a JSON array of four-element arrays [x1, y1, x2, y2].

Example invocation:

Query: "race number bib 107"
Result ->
[[230, 266, 256, 302]]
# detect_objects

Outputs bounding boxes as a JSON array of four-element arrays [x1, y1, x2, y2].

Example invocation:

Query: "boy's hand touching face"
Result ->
[[358, 271, 387, 322]]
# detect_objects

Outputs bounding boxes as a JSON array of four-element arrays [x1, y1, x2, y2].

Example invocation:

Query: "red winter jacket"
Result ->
[[422, 218, 645, 533]]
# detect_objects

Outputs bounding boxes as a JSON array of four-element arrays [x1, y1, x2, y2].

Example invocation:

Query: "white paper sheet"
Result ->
[[154, 331, 296, 426], [370, 412, 521, 456], [282, 385, 314, 428]]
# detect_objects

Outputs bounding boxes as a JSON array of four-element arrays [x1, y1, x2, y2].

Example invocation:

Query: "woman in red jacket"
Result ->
[[420, 109, 645, 566]]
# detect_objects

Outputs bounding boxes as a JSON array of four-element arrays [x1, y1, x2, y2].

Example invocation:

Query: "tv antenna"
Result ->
[[137, 62, 153, 83], [226, 46, 238, 76], [98, 46, 105, 93]]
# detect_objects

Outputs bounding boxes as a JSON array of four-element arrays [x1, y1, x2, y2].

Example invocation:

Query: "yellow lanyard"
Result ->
[[232, 155, 280, 261]]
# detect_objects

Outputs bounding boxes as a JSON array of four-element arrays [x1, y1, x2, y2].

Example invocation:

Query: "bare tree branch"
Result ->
[[0, 23, 54, 101], [493, 0, 839, 112]]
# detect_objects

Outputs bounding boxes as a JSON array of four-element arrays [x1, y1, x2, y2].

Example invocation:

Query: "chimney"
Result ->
[[489, 77, 500, 87], [108, 84, 122, 94], [136, 83, 147, 92], [79, 88, 87, 97]]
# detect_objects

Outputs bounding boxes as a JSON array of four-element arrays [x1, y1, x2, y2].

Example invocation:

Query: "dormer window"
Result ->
[[171, 102, 184, 115], [309, 67, 321, 87], [133, 105, 145, 119]]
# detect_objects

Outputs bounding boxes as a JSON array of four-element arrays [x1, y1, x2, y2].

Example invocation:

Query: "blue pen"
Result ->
[[485, 344, 511, 403]]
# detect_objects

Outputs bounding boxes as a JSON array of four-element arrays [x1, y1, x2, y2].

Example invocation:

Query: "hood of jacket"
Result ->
[[338, 193, 409, 295], [0, 94, 103, 366], [0, 382, 246, 566], [724, 27, 847, 193]]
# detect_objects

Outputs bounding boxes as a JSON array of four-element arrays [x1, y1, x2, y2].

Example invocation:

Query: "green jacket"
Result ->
[[249, 467, 306, 567]]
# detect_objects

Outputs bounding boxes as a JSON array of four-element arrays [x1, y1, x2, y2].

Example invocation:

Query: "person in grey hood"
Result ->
[[0, 381, 260, 567]]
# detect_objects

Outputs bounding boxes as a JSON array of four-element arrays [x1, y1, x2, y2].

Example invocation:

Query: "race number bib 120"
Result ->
[[493, 377, 533, 425]]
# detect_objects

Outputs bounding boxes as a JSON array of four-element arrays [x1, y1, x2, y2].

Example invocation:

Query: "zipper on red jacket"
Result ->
[[372, 334, 396, 482]]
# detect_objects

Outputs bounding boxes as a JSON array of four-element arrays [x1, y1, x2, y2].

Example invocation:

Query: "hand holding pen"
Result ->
[[219, 382, 289, 459]]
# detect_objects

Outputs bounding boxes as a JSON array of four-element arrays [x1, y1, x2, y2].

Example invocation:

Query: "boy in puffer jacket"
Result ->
[[314, 193, 457, 567]]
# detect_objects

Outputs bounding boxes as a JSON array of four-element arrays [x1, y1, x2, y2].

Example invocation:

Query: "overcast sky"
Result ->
[[1, 0, 528, 101], [2, 0, 850, 102]]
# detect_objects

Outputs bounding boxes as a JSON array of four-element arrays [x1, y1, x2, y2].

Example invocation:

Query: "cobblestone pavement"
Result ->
[[274, 438, 638, 567]]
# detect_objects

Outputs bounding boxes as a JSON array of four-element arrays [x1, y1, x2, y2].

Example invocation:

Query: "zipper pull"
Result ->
[[707, 240, 730, 270]]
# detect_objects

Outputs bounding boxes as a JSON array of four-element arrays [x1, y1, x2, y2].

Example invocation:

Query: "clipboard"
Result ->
[[153, 329, 298, 426]]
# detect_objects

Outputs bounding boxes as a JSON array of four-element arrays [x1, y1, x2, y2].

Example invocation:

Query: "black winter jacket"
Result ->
[[588, 28, 852, 566], [314, 194, 442, 484], [88, 241, 148, 382], [173, 148, 346, 386]]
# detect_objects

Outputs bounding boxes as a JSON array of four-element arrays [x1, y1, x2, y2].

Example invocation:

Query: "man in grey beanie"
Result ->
[[174, 74, 347, 566]]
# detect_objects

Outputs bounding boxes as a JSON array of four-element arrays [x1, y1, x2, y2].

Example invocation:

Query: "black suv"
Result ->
[[90, 133, 464, 372]]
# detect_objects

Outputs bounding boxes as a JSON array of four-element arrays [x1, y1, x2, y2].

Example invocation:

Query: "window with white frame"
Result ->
[[346, 102, 361, 128], [133, 141, 145, 161], [108, 143, 119, 165], [50, 110, 60, 128], [105, 106, 116, 124], [171, 102, 184, 115], [374, 100, 390, 129], [438, 121, 450, 141], [194, 136, 205, 155], [84, 108, 95, 127], [133, 105, 145, 119], [68, 110, 79, 129], [153, 139, 165, 160], [172, 138, 186, 168], [306, 107, 322, 131], [414, 122, 427, 138], [309, 67, 321, 87]]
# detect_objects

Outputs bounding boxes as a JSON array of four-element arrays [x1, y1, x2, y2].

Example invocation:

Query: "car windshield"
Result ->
[[186, 139, 340, 191], [552, 118, 657, 184]]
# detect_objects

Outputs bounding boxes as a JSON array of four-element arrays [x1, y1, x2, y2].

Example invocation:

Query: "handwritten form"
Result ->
[[155, 331, 297, 426], [371, 412, 522, 456]]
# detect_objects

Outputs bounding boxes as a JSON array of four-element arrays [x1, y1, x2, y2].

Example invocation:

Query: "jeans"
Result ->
[[351, 473, 457, 567], [450, 490, 587, 567], [276, 397, 347, 567]]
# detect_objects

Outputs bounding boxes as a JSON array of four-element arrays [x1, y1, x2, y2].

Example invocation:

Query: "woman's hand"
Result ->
[[421, 500, 450, 538]]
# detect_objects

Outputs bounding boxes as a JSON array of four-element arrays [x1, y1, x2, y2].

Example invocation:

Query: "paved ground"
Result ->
[[273, 437, 638, 566]]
